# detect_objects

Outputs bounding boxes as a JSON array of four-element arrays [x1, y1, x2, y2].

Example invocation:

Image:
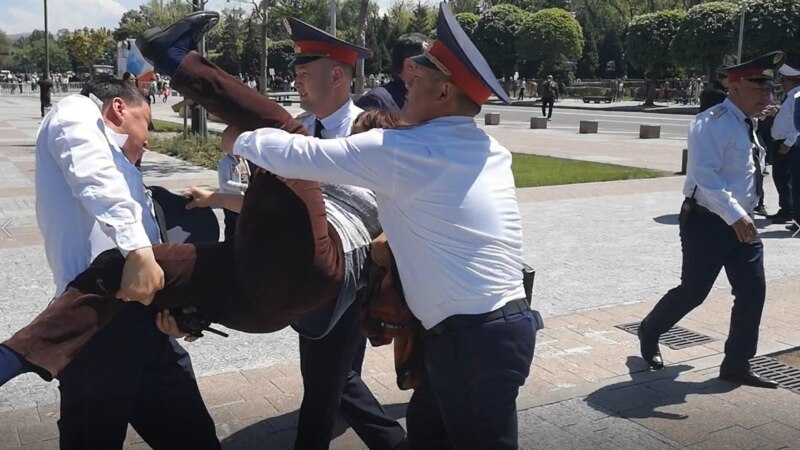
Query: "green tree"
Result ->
[[449, 0, 481, 14], [61, 28, 116, 72], [240, 14, 261, 77], [267, 39, 295, 77], [409, 2, 435, 35], [517, 8, 584, 77], [211, 8, 244, 75], [576, 27, 598, 79], [12, 31, 70, 73], [0, 29, 12, 68], [455, 12, 480, 38], [739, 0, 800, 59], [671, 2, 737, 77], [474, 4, 528, 84], [625, 9, 685, 105]]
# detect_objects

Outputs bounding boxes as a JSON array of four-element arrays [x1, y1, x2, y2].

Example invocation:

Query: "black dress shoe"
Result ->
[[719, 368, 779, 389], [787, 223, 799, 232], [136, 11, 220, 65], [638, 326, 664, 370], [767, 211, 792, 224], [754, 205, 768, 217]]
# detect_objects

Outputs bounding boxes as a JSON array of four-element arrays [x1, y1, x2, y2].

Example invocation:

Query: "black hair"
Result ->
[[392, 33, 428, 75], [81, 78, 147, 105]]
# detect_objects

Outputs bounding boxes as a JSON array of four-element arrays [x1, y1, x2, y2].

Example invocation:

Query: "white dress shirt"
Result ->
[[234, 115, 526, 329], [297, 98, 362, 138], [683, 98, 762, 225], [771, 85, 800, 146], [36, 94, 160, 294]]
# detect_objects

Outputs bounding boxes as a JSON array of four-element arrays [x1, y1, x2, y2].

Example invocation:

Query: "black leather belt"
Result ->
[[427, 298, 530, 336]]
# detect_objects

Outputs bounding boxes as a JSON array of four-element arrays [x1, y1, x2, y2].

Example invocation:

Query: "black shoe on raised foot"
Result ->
[[719, 368, 778, 389], [136, 10, 220, 65], [638, 325, 664, 370]]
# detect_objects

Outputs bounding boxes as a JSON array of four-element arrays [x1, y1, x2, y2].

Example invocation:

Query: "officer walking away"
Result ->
[[356, 32, 428, 114], [637, 52, 785, 389], [771, 53, 800, 230], [37, 76, 54, 117], [541, 74, 558, 121]]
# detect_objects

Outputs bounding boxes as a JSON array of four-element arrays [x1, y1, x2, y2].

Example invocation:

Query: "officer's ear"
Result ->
[[437, 80, 458, 104], [105, 97, 126, 127]]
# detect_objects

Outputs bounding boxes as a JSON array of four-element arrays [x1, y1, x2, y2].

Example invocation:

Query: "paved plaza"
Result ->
[[1, 95, 800, 449]]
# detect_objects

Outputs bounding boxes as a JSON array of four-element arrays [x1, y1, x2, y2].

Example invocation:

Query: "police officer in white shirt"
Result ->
[[638, 52, 785, 389], [284, 18, 407, 450], [225, 4, 543, 448], [19, 79, 219, 448], [768, 54, 800, 225]]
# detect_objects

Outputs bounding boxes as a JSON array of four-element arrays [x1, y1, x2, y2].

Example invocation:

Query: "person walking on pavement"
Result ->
[[771, 54, 800, 231], [225, 4, 543, 448], [37, 76, 54, 117], [541, 74, 558, 120], [638, 52, 785, 389]]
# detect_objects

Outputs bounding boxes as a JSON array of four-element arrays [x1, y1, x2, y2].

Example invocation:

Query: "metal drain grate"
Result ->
[[616, 322, 715, 350], [750, 356, 800, 394]]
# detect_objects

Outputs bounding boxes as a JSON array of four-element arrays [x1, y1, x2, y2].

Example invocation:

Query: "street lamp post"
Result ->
[[44, 0, 50, 78], [736, 5, 745, 64], [330, 0, 337, 36], [193, 0, 208, 141]]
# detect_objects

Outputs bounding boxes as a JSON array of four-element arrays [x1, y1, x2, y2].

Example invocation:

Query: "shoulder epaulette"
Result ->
[[708, 105, 728, 118]]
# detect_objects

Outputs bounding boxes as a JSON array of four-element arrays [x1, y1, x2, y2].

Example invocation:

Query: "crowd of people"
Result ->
[[0, 6, 798, 450]]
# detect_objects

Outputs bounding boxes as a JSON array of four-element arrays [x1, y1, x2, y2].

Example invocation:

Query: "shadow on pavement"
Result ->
[[652, 214, 679, 225], [221, 402, 408, 450], [584, 357, 736, 420]]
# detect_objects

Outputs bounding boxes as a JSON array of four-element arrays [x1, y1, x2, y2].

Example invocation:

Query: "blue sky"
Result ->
[[0, 0, 400, 36]]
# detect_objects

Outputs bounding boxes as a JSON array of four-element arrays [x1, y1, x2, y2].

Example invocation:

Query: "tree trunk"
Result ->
[[354, 0, 368, 97], [643, 77, 655, 107]]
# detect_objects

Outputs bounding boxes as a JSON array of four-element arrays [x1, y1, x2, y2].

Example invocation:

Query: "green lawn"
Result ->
[[148, 133, 222, 170], [150, 119, 185, 133], [147, 134, 666, 187], [512, 153, 665, 188]]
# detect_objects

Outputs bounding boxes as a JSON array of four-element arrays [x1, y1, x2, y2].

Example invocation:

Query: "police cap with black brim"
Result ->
[[285, 17, 372, 67], [410, 2, 511, 106]]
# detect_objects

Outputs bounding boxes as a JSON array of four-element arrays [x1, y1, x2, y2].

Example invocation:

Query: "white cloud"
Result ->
[[0, 0, 128, 34]]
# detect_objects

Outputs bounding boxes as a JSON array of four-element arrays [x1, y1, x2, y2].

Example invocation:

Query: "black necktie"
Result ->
[[744, 118, 764, 199], [314, 119, 324, 138]]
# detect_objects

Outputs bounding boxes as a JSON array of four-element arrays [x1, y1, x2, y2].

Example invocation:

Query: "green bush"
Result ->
[[148, 133, 222, 170]]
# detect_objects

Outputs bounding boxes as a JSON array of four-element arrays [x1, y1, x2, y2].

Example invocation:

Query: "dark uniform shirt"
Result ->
[[699, 80, 727, 113], [355, 78, 407, 114]]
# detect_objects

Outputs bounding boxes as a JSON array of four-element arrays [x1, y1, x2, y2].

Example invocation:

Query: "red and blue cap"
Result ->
[[410, 2, 510, 106], [285, 17, 372, 67]]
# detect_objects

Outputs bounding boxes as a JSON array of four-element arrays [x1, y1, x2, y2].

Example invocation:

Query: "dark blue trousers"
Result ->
[[406, 308, 539, 450], [791, 147, 800, 224], [57, 303, 219, 450], [641, 210, 766, 371], [296, 300, 406, 450]]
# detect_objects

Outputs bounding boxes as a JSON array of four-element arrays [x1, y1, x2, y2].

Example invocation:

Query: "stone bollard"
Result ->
[[640, 124, 661, 139], [530, 117, 548, 129], [579, 120, 599, 134], [681, 148, 688, 174], [485, 113, 500, 125]]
